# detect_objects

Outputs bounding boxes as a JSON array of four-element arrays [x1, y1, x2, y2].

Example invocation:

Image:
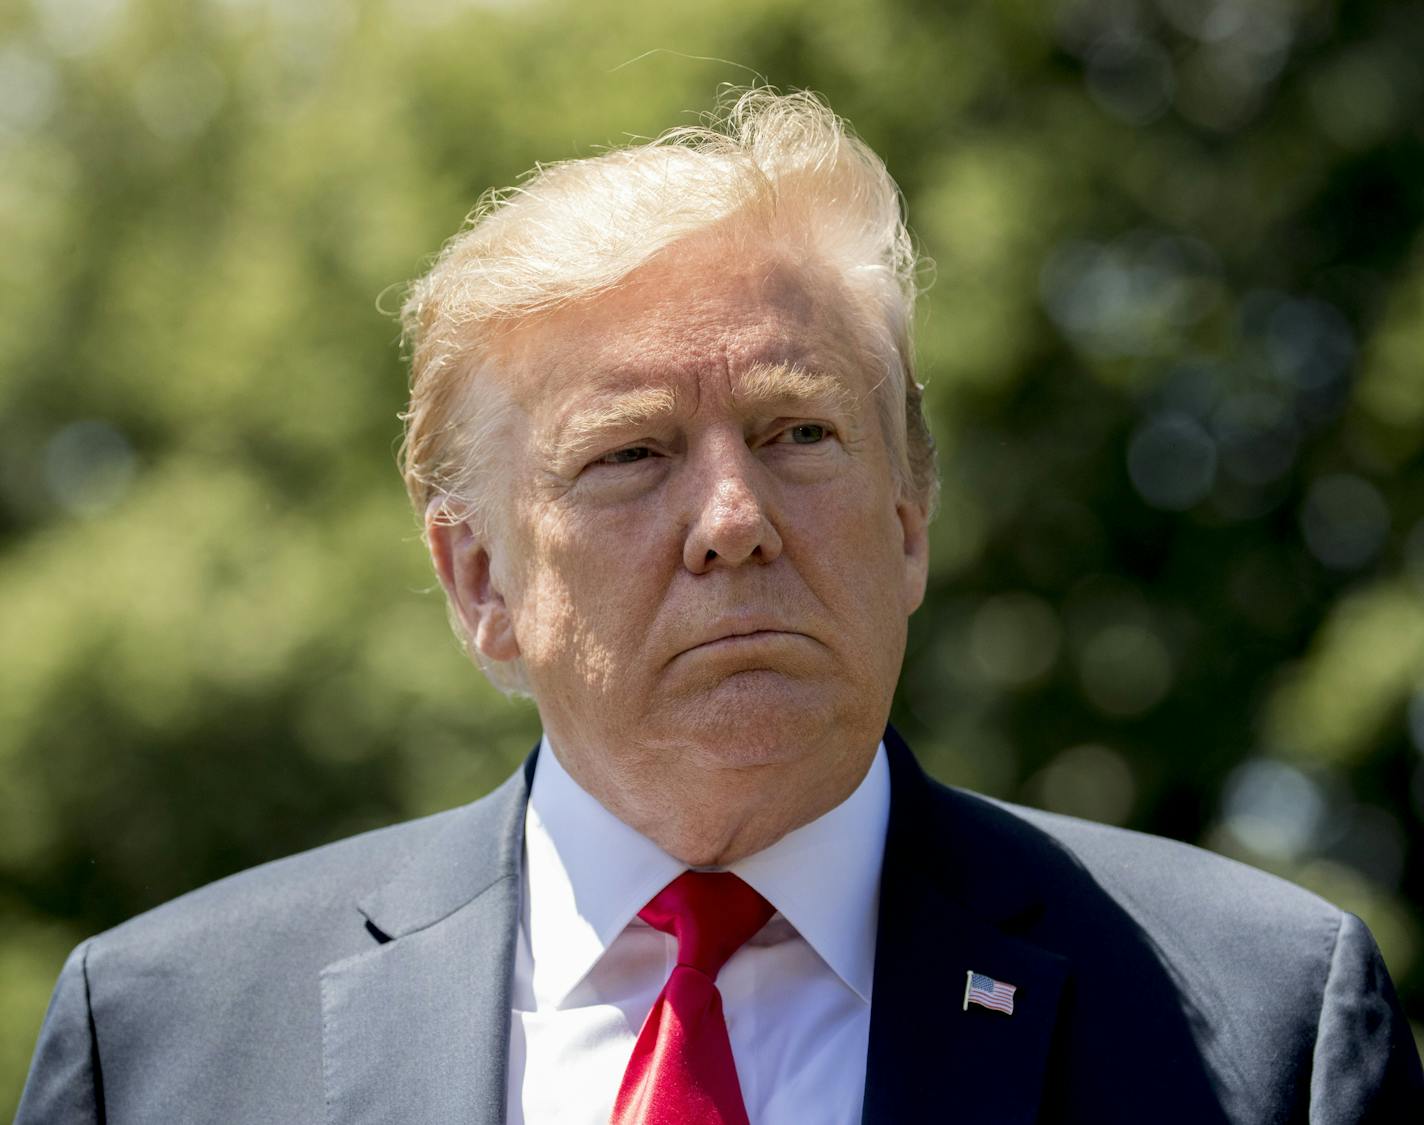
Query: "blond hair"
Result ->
[[398, 88, 937, 690]]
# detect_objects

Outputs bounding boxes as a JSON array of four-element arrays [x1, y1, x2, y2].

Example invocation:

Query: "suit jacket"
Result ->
[[17, 728, 1423, 1123]]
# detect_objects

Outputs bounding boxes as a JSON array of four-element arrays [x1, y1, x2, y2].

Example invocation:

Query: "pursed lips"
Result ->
[[675, 619, 812, 660]]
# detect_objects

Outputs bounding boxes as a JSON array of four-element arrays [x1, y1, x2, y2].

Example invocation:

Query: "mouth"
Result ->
[[674, 624, 813, 663], [692, 628, 800, 650]]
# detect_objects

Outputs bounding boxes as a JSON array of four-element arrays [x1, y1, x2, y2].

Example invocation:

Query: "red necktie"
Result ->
[[610, 871, 775, 1125]]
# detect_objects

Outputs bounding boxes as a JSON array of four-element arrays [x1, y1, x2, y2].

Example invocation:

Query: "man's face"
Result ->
[[436, 238, 928, 859]]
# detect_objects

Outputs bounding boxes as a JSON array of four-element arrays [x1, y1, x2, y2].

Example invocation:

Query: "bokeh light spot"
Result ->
[[1025, 743, 1137, 825], [1308, 46, 1405, 150], [0, 44, 59, 136], [133, 52, 227, 142], [1299, 473, 1389, 571], [1127, 413, 1217, 510], [1085, 35, 1175, 125], [1265, 297, 1355, 392], [1222, 758, 1326, 860], [969, 592, 1062, 689], [1212, 391, 1297, 486], [1040, 233, 1221, 361], [42, 420, 138, 519], [1078, 622, 1173, 716], [33, 0, 129, 57]]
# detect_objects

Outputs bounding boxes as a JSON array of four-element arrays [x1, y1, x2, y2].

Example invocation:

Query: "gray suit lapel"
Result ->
[[321, 756, 534, 1125]]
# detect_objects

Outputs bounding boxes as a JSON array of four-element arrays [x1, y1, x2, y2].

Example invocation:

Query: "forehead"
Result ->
[[494, 249, 871, 408]]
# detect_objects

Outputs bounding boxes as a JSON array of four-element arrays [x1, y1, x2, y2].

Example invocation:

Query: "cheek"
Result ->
[[508, 506, 669, 696], [798, 476, 908, 617]]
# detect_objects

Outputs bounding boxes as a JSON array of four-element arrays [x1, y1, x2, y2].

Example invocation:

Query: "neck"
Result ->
[[543, 730, 878, 867]]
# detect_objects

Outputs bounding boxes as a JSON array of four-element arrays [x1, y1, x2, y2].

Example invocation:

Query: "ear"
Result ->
[[426, 504, 521, 663], [896, 497, 930, 615]]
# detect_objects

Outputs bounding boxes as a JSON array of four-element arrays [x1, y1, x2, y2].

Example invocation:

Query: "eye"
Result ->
[[783, 423, 828, 445], [597, 446, 654, 466]]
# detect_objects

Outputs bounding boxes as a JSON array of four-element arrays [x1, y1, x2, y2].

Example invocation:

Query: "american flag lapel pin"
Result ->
[[962, 970, 1017, 1015]]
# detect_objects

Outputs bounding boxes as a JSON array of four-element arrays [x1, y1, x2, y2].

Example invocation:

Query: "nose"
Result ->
[[682, 437, 783, 573]]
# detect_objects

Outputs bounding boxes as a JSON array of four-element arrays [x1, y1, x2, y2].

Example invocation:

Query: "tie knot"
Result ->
[[638, 871, 774, 978]]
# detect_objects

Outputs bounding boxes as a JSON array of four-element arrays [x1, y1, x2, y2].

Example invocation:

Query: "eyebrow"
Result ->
[[546, 362, 860, 466], [546, 385, 681, 465], [731, 362, 860, 417]]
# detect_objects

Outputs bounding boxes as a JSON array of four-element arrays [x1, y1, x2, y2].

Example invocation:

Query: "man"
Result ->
[[18, 89, 1422, 1123]]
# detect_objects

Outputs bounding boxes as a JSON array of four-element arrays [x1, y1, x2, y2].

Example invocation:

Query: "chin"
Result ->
[[659, 671, 849, 767]]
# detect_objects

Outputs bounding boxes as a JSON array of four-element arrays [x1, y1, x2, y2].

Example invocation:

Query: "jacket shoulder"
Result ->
[[90, 795, 489, 964], [24, 766, 531, 1125], [915, 782, 1362, 1116], [979, 793, 1421, 1114], [997, 797, 1342, 933]]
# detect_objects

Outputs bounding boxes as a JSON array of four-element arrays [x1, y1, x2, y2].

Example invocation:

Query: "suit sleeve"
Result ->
[[1309, 911, 1423, 1123], [14, 940, 103, 1125]]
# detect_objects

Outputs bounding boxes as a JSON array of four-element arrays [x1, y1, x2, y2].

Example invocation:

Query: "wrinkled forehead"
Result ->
[[491, 249, 874, 411]]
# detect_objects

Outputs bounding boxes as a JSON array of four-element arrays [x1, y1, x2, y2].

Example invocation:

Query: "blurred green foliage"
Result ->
[[4, 0, 1424, 1110]]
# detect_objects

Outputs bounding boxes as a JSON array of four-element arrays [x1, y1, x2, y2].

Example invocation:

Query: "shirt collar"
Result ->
[[523, 735, 889, 1008], [729, 744, 888, 1003]]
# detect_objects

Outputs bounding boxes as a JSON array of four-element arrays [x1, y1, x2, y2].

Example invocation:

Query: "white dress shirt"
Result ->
[[506, 737, 891, 1125]]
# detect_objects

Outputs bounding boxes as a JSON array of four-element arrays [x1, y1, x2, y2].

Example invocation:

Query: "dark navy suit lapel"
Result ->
[[320, 755, 535, 1125], [862, 729, 1069, 1124]]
